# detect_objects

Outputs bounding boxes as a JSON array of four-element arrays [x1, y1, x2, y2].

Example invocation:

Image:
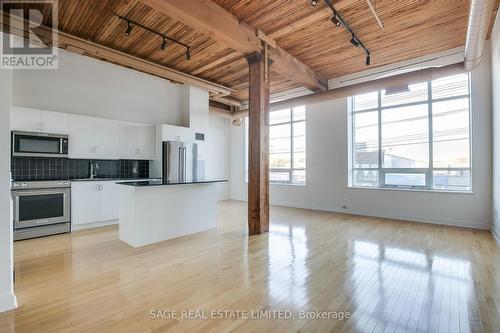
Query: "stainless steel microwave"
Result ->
[[12, 131, 69, 158]]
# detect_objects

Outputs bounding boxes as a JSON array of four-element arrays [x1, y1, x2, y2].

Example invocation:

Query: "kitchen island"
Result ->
[[116, 179, 227, 247]]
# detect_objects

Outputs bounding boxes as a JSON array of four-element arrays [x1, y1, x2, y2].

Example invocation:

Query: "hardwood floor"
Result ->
[[1, 200, 499, 333]]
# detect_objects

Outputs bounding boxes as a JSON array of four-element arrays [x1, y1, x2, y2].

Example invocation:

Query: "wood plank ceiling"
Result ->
[[6, 0, 500, 102]]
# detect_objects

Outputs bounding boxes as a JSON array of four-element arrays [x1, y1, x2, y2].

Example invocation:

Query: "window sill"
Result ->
[[271, 182, 306, 187], [348, 186, 474, 195]]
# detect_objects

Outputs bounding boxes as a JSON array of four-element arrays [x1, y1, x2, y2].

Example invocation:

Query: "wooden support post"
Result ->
[[246, 52, 270, 235]]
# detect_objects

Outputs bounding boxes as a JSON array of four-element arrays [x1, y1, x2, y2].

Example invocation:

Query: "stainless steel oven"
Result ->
[[12, 130, 69, 158], [11, 181, 71, 240]]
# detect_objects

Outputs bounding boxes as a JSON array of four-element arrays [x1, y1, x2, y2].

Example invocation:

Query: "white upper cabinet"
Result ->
[[138, 124, 155, 159], [40, 111, 68, 134], [119, 122, 155, 160], [68, 115, 121, 159], [67, 114, 96, 158], [12, 106, 154, 160], [11, 107, 41, 132], [11, 106, 68, 133], [95, 119, 120, 159]]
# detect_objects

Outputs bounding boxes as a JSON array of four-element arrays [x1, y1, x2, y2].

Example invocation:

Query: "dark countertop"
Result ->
[[71, 177, 161, 182], [116, 179, 228, 187]]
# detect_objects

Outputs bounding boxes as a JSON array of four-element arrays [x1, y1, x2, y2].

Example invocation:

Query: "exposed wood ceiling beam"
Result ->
[[211, 96, 242, 108], [139, 0, 328, 92], [191, 52, 240, 76], [0, 11, 234, 96]]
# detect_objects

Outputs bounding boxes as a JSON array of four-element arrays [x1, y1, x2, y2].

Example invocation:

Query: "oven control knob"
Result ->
[[12, 183, 18, 187], [21, 183, 27, 187]]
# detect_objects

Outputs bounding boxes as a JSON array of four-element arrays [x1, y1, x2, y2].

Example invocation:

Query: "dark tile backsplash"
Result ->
[[11, 157, 149, 181]]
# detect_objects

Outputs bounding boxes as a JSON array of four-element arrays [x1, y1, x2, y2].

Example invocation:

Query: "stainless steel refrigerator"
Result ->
[[162, 141, 198, 182]]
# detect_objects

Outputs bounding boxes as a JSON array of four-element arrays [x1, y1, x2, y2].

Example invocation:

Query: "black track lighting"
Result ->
[[350, 36, 360, 47], [330, 9, 341, 27], [322, 2, 372, 68], [161, 37, 168, 51], [124, 21, 133, 36], [310, 0, 319, 6], [115, 15, 192, 59], [331, 15, 340, 27]]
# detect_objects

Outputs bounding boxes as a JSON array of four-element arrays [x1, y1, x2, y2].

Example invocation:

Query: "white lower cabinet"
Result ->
[[99, 182, 119, 222], [71, 181, 119, 227]]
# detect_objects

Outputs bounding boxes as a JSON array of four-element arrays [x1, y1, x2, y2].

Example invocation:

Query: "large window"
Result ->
[[245, 106, 306, 185], [350, 73, 471, 191]]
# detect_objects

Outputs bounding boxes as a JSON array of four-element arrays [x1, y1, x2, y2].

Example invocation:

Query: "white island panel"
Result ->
[[118, 183, 217, 247]]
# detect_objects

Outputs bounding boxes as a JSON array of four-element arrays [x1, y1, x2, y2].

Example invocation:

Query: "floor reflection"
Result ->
[[267, 224, 309, 306], [351, 240, 476, 333]]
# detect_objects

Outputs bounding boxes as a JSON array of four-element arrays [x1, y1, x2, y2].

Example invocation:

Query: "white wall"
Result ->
[[492, 10, 500, 243], [12, 48, 185, 125], [207, 115, 231, 200], [0, 64, 17, 312], [230, 45, 493, 230]]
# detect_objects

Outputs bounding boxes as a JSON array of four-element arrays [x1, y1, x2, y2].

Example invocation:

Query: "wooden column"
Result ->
[[246, 52, 270, 235]]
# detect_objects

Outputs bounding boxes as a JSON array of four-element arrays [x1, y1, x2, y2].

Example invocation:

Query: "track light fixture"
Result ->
[[115, 14, 191, 60], [350, 35, 360, 47], [124, 21, 133, 36], [310, 0, 319, 6], [322, 0, 371, 66], [331, 10, 341, 27]]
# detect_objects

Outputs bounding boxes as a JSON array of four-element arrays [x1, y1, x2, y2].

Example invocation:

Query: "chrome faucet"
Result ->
[[89, 161, 99, 179]]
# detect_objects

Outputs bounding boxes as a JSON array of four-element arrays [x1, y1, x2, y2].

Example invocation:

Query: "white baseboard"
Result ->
[[228, 197, 490, 230], [71, 219, 118, 231], [493, 227, 500, 246], [0, 292, 17, 313]]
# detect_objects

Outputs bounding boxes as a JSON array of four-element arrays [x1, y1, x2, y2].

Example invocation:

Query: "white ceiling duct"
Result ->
[[464, 0, 496, 71]]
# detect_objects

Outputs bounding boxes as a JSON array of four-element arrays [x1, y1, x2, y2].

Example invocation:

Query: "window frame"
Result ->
[[244, 106, 306, 186], [349, 74, 472, 192]]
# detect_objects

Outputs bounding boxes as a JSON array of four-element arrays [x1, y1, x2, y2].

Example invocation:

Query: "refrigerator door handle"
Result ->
[[183, 147, 188, 181], [178, 147, 182, 181], [182, 147, 186, 181]]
